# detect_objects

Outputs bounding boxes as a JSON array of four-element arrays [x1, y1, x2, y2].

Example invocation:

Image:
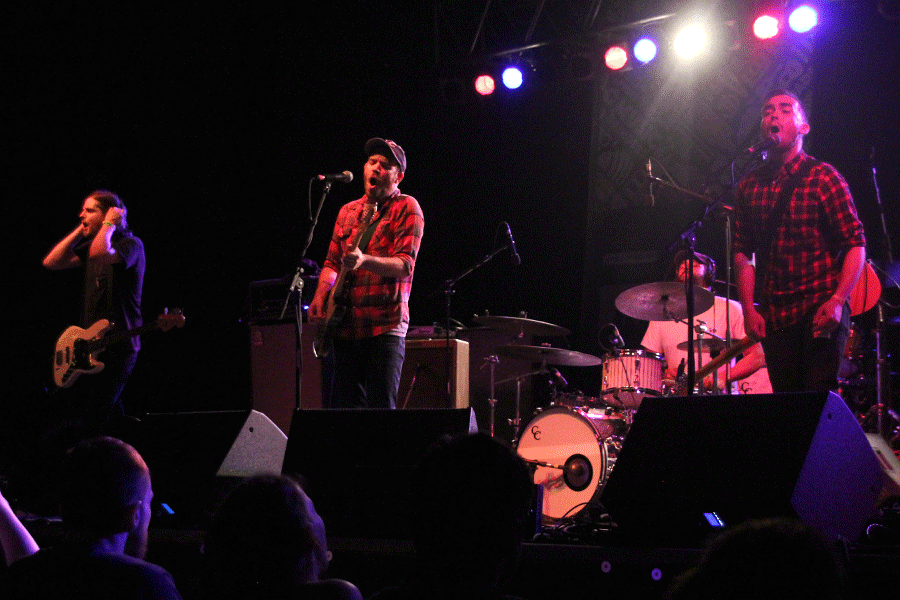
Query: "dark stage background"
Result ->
[[4, 2, 899, 421]]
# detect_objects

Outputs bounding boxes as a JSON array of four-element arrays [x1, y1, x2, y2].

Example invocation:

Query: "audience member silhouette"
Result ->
[[0, 436, 182, 599], [664, 517, 847, 600], [0, 487, 39, 566], [371, 432, 535, 600], [200, 473, 362, 600]]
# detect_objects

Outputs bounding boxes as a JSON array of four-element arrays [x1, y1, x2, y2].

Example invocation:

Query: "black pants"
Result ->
[[761, 307, 850, 394]]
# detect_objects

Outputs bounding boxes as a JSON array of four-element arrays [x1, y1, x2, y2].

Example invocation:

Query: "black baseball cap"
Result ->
[[364, 138, 406, 173]]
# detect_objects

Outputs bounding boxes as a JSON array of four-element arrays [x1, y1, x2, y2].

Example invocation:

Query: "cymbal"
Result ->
[[473, 315, 570, 337], [676, 338, 728, 353], [615, 282, 715, 322], [495, 345, 602, 367]]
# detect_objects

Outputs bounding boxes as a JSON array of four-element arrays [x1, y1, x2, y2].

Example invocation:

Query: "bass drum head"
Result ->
[[516, 406, 608, 521]]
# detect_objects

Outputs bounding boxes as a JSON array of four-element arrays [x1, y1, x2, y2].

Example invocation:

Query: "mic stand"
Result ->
[[278, 178, 335, 411], [432, 243, 511, 406], [659, 179, 737, 396]]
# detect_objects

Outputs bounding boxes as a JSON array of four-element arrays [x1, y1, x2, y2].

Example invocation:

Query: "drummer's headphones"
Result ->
[[673, 251, 715, 289]]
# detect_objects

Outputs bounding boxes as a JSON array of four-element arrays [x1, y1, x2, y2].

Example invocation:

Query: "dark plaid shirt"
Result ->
[[734, 152, 865, 330], [325, 191, 424, 339]]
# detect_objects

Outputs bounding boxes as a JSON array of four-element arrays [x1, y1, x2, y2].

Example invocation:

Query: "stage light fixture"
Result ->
[[633, 38, 658, 64], [474, 74, 495, 96], [673, 22, 709, 58], [604, 45, 629, 70], [753, 14, 780, 39], [788, 4, 818, 33], [501, 65, 524, 89]]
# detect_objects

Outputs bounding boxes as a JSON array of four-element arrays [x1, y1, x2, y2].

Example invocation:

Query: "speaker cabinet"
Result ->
[[598, 392, 883, 546], [249, 321, 330, 433], [283, 408, 478, 538], [398, 338, 469, 409], [133, 410, 288, 528]]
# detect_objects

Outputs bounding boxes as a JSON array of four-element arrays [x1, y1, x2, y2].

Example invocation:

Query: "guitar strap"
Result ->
[[755, 157, 820, 291], [342, 198, 393, 288], [357, 204, 387, 253]]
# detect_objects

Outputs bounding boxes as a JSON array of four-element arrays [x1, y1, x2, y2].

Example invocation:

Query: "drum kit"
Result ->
[[478, 281, 718, 524]]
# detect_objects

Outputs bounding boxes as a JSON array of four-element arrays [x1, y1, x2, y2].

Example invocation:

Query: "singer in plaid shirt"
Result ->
[[734, 90, 866, 393], [309, 138, 424, 409]]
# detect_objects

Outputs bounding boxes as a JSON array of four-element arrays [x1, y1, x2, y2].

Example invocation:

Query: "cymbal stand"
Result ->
[[481, 354, 500, 438], [695, 325, 707, 393], [433, 233, 513, 407], [498, 363, 549, 445]]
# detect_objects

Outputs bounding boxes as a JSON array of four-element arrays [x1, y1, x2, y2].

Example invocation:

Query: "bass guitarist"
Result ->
[[308, 139, 424, 409], [42, 190, 145, 431]]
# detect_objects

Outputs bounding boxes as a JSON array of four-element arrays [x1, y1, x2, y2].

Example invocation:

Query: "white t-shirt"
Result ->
[[640, 295, 772, 394]]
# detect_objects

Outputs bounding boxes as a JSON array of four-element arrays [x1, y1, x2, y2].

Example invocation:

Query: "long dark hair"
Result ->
[[86, 189, 130, 233]]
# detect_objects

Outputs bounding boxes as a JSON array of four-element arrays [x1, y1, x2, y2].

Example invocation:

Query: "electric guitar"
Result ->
[[313, 201, 377, 358], [53, 309, 185, 388]]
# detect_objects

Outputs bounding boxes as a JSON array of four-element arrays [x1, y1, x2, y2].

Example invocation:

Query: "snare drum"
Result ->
[[516, 405, 621, 521], [601, 349, 664, 409]]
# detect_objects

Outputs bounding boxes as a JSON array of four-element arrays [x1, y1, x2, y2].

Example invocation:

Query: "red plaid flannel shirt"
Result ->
[[734, 152, 865, 330], [324, 191, 424, 339]]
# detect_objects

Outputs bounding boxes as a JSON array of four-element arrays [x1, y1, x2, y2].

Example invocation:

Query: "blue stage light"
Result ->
[[788, 5, 818, 33], [633, 38, 658, 64], [501, 66, 524, 89]]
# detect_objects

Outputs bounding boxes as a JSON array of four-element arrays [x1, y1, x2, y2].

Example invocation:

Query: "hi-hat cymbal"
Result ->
[[495, 344, 602, 367], [676, 338, 728, 353], [615, 282, 715, 322], [473, 315, 570, 337]]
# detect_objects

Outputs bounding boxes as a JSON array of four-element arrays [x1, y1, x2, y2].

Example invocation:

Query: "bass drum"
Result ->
[[516, 405, 619, 521]]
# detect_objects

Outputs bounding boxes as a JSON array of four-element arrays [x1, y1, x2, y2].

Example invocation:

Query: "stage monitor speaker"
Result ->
[[398, 338, 469, 409], [133, 410, 288, 528], [598, 392, 883, 546], [283, 408, 478, 538], [867, 433, 900, 503]]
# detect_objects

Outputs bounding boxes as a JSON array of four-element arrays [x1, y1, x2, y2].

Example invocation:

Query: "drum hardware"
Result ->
[[516, 405, 624, 522], [491, 344, 604, 444], [523, 455, 593, 491], [494, 344, 603, 367], [614, 281, 715, 322], [599, 349, 664, 409], [673, 321, 725, 393], [473, 314, 571, 338], [481, 354, 500, 439]]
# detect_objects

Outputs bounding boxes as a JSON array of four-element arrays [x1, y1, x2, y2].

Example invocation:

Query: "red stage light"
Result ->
[[604, 46, 628, 70], [753, 15, 780, 39], [474, 74, 495, 96]]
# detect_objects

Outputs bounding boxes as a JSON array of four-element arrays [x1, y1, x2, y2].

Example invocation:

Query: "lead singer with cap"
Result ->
[[309, 139, 424, 408], [733, 89, 866, 393]]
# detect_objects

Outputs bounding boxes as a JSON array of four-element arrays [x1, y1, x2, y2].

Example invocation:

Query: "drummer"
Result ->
[[640, 251, 771, 394]]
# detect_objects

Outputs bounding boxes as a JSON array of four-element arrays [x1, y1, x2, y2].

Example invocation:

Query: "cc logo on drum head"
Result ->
[[531, 425, 542, 440]]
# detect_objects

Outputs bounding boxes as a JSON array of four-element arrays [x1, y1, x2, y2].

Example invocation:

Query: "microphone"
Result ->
[[317, 171, 353, 183], [609, 324, 626, 349], [744, 133, 781, 155], [549, 368, 569, 389], [503, 222, 521, 266], [646, 159, 655, 206]]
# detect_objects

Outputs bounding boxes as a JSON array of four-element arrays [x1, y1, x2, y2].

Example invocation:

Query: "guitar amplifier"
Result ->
[[398, 338, 469, 409]]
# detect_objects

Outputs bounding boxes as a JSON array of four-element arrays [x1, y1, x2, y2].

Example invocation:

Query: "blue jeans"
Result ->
[[330, 334, 405, 409]]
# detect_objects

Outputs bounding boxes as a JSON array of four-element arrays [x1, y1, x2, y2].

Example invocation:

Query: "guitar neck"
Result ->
[[331, 202, 378, 297], [89, 321, 159, 352], [694, 336, 756, 381]]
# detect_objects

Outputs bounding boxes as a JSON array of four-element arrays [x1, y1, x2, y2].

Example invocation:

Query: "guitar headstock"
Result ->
[[360, 201, 378, 226], [157, 308, 186, 332]]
